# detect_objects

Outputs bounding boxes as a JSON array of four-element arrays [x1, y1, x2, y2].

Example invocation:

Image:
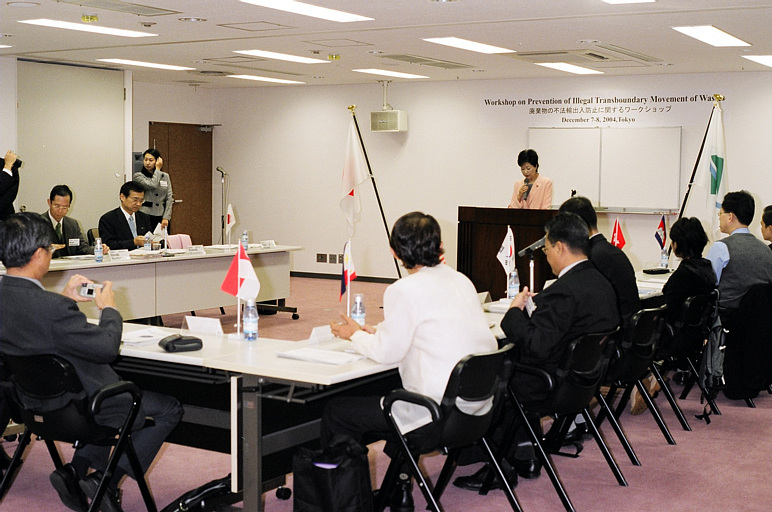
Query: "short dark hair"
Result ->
[[389, 212, 443, 269], [545, 212, 589, 256], [120, 180, 145, 198], [721, 190, 755, 226], [762, 205, 772, 227], [49, 184, 73, 202], [558, 196, 597, 230], [0, 212, 53, 268], [143, 148, 161, 160], [517, 149, 539, 170], [670, 217, 709, 259]]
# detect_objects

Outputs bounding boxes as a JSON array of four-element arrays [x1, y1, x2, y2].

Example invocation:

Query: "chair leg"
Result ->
[[44, 439, 65, 469], [613, 386, 634, 421], [393, 431, 442, 512], [651, 364, 691, 431], [432, 450, 457, 502], [582, 408, 627, 487], [636, 380, 676, 445], [480, 437, 523, 512], [125, 438, 158, 512], [374, 458, 401, 512], [745, 398, 756, 408], [512, 391, 576, 512], [0, 428, 32, 500], [685, 357, 721, 415], [595, 391, 640, 466]]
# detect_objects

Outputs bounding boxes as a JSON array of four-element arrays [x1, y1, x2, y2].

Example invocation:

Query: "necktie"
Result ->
[[55, 222, 62, 243], [129, 215, 137, 238]]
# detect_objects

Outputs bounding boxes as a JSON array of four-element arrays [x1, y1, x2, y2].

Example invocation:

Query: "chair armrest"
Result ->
[[382, 389, 442, 424], [90, 381, 142, 416], [512, 362, 555, 391]]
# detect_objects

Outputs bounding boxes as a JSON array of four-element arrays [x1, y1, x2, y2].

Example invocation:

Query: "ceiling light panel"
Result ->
[[534, 62, 604, 75], [233, 49, 329, 64], [741, 55, 772, 68], [352, 69, 429, 79], [239, 0, 372, 22], [672, 25, 751, 47], [97, 59, 193, 70], [423, 37, 515, 54], [228, 74, 305, 84], [19, 19, 156, 38]]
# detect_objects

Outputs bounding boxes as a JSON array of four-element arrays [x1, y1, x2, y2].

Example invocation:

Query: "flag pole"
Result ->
[[346, 238, 352, 317], [348, 105, 402, 279]]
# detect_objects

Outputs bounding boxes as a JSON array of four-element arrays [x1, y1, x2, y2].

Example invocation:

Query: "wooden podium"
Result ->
[[457, 206, 557, 300]]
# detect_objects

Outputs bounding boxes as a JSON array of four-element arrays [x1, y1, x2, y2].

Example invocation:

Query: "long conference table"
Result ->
[[116, 323, 399, 511], [0, 245, 302, 320]]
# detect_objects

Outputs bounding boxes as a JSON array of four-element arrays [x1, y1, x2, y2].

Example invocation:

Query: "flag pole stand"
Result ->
[[229, 297, 243, 340], [349, 105, 402, 280]]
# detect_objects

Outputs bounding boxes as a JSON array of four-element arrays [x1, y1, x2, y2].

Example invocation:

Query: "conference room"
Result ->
[[1, 1, 771, 511]]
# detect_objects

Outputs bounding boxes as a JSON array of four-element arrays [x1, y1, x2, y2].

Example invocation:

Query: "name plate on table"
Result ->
[[259, 240, 277, 249], [109, 250, 131, 261], [187, 245, 207, 255]]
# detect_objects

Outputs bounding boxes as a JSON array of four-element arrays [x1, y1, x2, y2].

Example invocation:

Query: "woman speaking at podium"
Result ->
[[508, 149, 553, 209]]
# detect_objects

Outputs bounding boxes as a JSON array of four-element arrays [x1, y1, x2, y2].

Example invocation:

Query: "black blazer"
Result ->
[[589, 234, 641, 326], [501, 260, 620, 402], [98, 207, 152, 250], [40, 212, 92, 257], [0, 167, 19, 221]]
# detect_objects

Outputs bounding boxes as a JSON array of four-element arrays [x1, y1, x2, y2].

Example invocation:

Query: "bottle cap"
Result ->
[[246, 299, 255, 306]]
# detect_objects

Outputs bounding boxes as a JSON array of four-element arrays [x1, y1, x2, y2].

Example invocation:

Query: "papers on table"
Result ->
[[122, 327, 169, 346], [62, 254, 97, 261], [484, 298, 512, 314], [276, 347, 363, 366]]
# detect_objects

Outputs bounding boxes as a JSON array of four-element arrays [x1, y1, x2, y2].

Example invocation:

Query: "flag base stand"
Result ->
[[643, 267, 671, 275]]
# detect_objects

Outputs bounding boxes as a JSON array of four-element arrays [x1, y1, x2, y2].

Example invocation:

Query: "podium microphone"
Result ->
[[517, 236, 545, 257], [215, 166, 227, 175]]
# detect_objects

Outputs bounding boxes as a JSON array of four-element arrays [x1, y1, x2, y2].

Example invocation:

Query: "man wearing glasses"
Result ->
[[42, 185, 109, 258], [98, 181, 152, 251]]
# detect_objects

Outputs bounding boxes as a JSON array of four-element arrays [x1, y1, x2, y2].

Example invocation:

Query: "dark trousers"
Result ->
[[76, 390, 182, 479]]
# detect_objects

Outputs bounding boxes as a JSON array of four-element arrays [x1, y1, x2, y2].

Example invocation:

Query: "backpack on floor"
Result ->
[[160, 474, 232, 512]]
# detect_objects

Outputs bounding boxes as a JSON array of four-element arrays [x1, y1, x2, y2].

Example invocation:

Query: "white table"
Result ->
[[117, 324, 396, 511], [0, 245, 301, 320]]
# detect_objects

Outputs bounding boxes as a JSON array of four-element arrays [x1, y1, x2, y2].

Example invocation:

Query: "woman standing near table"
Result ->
[[508, 149, 553, 209], [133, 148, 173, 231]]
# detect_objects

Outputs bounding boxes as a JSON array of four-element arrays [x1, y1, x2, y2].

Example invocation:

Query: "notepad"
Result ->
[[122, 327, 169, 346], [276, 348, 363, 366]]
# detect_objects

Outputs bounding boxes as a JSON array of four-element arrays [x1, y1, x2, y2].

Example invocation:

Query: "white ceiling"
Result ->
[[1, 0, 770, 88]]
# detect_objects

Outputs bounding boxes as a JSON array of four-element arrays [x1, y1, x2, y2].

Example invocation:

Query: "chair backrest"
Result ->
[[604, 307, 667, 384], [1, 354, 112, 444], [434, 344, 514, 450], [167, 234, 193, 249], [87, 227, 99, 246], [670, 290, 718, 357], [548, 330, 618, 414]]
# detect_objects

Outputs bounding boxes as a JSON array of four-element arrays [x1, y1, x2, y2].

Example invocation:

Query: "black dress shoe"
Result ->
[[390, 474, 414, 512], [513, 457, 541, 480], [79, 472, 124, 512], [452, 464, 517, 491], [49, 463, 88, 512]]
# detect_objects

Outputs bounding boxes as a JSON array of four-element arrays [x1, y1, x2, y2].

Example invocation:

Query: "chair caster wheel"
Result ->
[[292, 313, 299, 320], [276, 486, 292, 500]]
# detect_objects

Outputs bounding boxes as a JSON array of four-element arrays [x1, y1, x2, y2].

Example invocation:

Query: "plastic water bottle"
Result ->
[[241, 230, 249, 252], [94, 238, 103, 263], [351, 293, 366, 326], [659, 249, 669, 269], [144, 238, 152, 251], [507, 269, 520, 300], [243, 300, 258, 341]]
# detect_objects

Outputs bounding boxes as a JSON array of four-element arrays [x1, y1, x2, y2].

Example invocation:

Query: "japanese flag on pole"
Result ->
[[655, 215, 667, 249], [340, 240, 357, 301], [226, 204, 236, 235], [496, 226, 516, 275], [340, 118, 369, 236], [611, 217, 626, 249], [220, 244, 260, 300]]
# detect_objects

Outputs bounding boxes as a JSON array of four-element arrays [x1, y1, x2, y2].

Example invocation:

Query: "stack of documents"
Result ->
[[276, 347, 363, 366]]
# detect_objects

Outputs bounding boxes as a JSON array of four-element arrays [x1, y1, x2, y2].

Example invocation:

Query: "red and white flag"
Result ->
[[496, 226, 516, 275], [340, 118, 369, 236], [226, 204, 236, 236], [220, 244, 260, 300], [339, 240, 357, 301], [611, 217, 626, 249]]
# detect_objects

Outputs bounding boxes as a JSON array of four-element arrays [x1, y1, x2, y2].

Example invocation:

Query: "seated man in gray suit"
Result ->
[[0, 213, 182, 512], [42, 184, 109, 258]]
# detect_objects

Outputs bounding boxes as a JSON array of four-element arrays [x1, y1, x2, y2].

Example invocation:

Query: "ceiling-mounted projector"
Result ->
[[370, 80, 407, 132]]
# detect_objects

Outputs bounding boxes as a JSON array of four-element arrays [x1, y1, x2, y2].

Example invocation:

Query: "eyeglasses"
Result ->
[[51, 204, 70, 211]]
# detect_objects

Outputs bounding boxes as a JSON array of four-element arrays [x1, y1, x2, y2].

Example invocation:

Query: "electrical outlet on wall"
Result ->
[[316, 253, 327, 263], [329, 254, 337, 264]]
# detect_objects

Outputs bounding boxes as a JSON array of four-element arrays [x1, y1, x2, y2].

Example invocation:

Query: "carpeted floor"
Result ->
[[4, 276, 772, 511]]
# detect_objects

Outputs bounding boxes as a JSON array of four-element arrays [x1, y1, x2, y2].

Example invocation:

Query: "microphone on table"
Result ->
[[215, 166, 227, 175], [517, 236, 546, 257]]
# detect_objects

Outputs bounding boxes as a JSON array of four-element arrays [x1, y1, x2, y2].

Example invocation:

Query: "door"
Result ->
[[148, 122, 213, 245]]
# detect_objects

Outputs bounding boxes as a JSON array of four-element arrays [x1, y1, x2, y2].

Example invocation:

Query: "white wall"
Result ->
[[163, 71, 770, 278], [0, 57, 18, 176]]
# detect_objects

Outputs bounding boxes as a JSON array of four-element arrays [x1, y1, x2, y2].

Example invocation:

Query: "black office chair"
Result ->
[[0, 354, 158, 512], [509, 329, 623, 512], [374, 344, 522, 512], [87, 227, 99, 246], [597, 307, 675, 448]]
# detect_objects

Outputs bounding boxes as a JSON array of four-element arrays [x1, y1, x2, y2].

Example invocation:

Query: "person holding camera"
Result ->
[[0, 150, 20, 222]]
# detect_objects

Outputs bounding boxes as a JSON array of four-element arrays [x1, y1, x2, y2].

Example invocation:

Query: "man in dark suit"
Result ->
[[761, 206, 772, 251], [454, 212, 619, 490], [0, 150, 20, 222], [0, 213, 182, 512], [41, 184, 110, 258], [559, 196, 640, 327], [98, 181, 153, 251]]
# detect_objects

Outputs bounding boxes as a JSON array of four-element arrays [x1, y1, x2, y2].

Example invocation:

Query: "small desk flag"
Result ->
[[220, 244, 260, 301], [340, 240, 357, 301], [611, 217, 626, 249], [226, 204, 236, 235], [655, 215, 667, 249], [496, 226, 516, 275]]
